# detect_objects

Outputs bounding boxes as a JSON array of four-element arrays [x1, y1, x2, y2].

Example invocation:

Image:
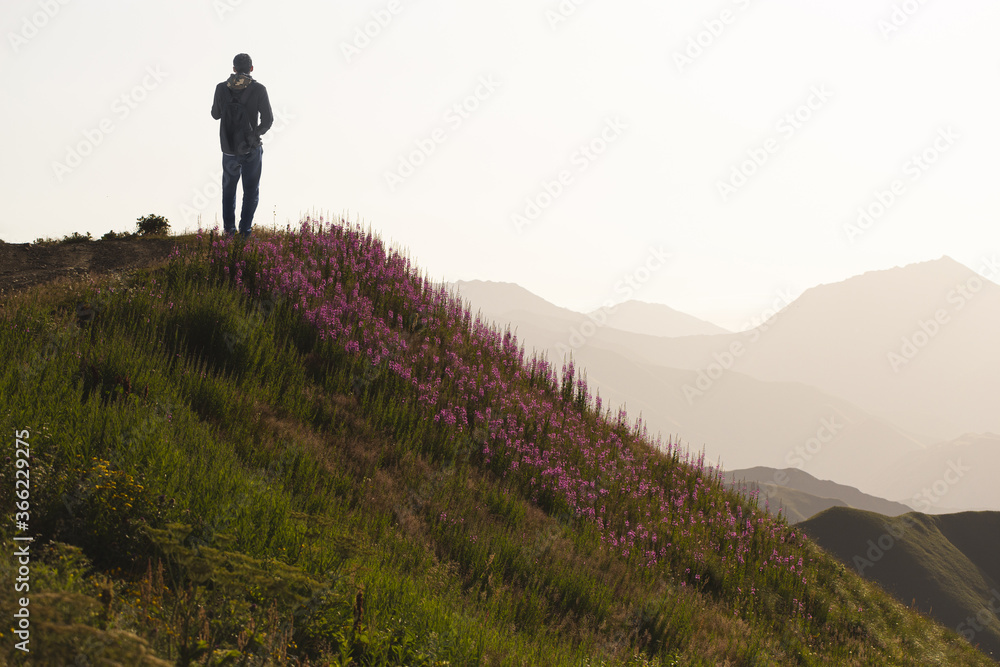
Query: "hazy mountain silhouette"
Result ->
[[452, 280, 582, 323], [727, 257, 1000, 440], [452, 259, 999, 510], [612, 257, 999, 440], [451, 300, 926, 493], [453, 281, 729, 338], [726, 466, 912, 523], [586, 299, 730, 338], [800, 507, 1000, 661]]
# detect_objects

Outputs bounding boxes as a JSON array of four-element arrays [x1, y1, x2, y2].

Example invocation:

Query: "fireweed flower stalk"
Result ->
[[180, 218, 814, 619]]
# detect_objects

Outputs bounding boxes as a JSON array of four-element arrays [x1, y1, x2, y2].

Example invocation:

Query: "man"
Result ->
[[211, 53, 273, 239]]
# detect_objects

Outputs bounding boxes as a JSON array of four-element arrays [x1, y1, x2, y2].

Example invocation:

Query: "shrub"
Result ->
[[62, 231, 93, 243], [136, 214, 170, 237], [38, 454, 163, 571], [102, 230, 134, 240]]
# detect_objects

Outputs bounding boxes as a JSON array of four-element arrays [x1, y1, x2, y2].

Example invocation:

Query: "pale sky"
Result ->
[[3, 0, 998, 330]]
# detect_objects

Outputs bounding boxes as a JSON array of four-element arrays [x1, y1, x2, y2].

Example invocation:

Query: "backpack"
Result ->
[[222, 86, 257, 155]]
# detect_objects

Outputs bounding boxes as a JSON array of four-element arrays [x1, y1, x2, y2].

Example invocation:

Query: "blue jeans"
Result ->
[[222, 145, 262, 238]]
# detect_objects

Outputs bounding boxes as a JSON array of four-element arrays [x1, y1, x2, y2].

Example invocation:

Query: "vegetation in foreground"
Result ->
[[31, 212, 171, 245], [0, 220, 992, 665], [801, 506, 1000, 661]]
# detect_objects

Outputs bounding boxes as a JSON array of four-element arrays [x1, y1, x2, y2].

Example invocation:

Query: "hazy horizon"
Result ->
[[454, 253, 1000, 331], [453, 256, 1000, 512], [4, 1, 999, 330]]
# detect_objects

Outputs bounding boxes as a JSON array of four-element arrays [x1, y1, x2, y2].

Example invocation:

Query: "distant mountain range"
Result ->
[[451, 257, 1000, 511], [703, 256, 1000, 440], [801, 507, 1000, 661], [725, 466, 911, 523], [453, 281, 728, 338], [451, 298, 929, 491], [586, 300, 730, 338]]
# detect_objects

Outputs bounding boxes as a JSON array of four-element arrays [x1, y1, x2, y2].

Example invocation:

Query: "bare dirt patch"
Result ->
[[0, 237, 180, 297]]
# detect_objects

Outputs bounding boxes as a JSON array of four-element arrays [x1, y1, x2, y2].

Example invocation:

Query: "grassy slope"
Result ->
[[0, 222, 992, 665], [800, 507, 1000, 661]]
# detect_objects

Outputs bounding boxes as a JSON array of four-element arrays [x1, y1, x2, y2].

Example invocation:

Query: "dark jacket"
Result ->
[[211, 72, 273, 155]]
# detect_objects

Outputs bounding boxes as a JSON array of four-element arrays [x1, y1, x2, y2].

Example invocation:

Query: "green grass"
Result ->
[[800, 507, 1000, 660], [0, 224, 994, 665]]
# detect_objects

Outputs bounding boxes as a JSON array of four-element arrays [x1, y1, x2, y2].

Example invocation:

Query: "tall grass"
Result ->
[[0, 222, 991, 665]]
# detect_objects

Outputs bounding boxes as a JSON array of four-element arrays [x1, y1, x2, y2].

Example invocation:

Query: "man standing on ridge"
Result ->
[[211, 53, 273, 239]]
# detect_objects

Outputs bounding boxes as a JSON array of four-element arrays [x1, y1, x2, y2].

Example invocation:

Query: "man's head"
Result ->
[[233, 53, 253, 74]]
